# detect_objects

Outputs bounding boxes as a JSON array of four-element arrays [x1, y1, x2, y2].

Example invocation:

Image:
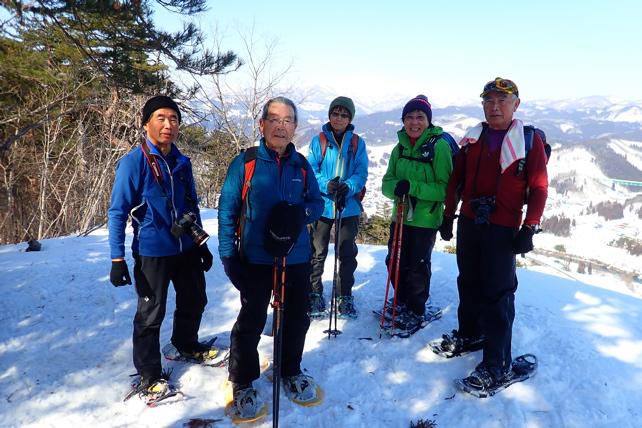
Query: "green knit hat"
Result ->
[[328, 96, 355, 121]]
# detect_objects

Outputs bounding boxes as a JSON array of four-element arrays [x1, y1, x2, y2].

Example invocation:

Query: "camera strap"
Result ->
[[141, 141, 164, 186]]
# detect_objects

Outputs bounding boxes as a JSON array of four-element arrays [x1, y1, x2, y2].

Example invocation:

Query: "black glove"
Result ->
[[326, 176, 340, 195], [394, 179, 410, 197], [199, 243, 213, 272], [110, 260, 132, 287], [265, 201, 306, 257], [222, 255, 244, 291], [335, 183, 349, 210], [439, 216, 455, 241], [513, 225, 535, 254]]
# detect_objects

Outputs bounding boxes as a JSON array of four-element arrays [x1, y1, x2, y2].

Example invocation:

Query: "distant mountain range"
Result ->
[[293, 95, 642, 182]]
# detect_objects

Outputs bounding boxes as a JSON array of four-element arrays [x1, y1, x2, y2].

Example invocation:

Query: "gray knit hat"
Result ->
[[328, 96, 355, 121]]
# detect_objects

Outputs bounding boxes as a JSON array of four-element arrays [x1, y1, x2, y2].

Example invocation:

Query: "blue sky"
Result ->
[[157, 0, 641, 106]]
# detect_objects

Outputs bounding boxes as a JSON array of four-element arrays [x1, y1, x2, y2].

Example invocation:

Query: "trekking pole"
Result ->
[[379, 196, 404, 337], [384, 195, 406, 336], [271, 256, 286, 428], [324, 207, 343, 338], [389, 196, 406, 336]]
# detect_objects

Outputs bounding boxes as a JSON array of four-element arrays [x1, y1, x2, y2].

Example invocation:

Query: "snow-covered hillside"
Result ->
[[1, 210, 641, 428], [295, 114, 642, 277]]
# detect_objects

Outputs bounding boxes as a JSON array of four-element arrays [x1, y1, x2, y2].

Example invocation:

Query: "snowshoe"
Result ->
[[162, 336, 228, 367], [224, 382, 267, 424], [455, 354, 538, 398], [123, 371, 183, 406], [308, 292, 328, 319], [429, 330, 485, 358], [375, 306, 442, 338], [282, 373, 323, 406], [337, 296, 358, 319]]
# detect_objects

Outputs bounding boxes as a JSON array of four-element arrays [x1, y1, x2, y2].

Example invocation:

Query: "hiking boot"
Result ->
[[175, 341, 219, 363], [337, 296, 358, 319], [282, 373, 319, 404], [309, 292, 327, 316], [385, 298, 407, 317], [136, 373, 175, 401], [439, 330, 485, 355], [395, 310, 423, 331], [463, 363, 511, 391], [232, 383, 263, 419]]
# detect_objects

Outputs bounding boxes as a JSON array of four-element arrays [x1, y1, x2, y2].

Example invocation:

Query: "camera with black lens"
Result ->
[[471, 196, 496, 225], [171, 212, 209, 246]]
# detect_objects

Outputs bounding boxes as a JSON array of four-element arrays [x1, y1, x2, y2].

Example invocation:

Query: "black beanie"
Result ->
[[142, 95, 182, 125], [401, 94, 432, 124]]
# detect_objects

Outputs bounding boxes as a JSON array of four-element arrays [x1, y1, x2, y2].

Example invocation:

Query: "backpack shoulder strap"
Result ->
[[518, 125, 536, 176], [241, 146, 259, 202], [350, 133, 359, 154], [319, 132, 328, 160], [524, 125, 535, 155]]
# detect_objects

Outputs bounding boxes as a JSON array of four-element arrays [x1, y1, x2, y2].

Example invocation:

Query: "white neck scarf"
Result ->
[[459, 119, 526, 173]]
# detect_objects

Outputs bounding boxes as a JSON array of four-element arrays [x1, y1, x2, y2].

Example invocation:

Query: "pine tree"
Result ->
[[0, 0, 240, 242]]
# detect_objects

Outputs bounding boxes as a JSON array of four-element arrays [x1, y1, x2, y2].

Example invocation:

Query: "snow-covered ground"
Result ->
[[1, 209, 641, 428]]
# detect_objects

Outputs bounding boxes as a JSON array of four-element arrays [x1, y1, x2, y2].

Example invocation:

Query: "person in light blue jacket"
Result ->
[[306, 96, 368, 319]]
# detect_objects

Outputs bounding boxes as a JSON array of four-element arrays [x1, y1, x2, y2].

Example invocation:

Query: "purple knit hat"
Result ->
[[401, 95, 432, 123]]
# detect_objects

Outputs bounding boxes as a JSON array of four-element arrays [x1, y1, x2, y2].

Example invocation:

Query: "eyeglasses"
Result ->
[[480, 77, 519, 98], [265, 117, 296, 126], [482, 97, 513, 106], [331, 111, 350, 119]]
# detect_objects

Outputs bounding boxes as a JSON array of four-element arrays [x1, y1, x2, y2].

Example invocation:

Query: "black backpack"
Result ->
[[398, 131, 459, 163]]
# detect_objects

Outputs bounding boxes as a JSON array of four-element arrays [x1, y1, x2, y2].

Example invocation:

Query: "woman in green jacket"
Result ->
[[381, 95, 454, 334]]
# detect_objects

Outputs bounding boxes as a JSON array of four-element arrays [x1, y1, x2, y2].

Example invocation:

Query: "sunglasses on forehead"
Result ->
[[481, 78, 518, 97]]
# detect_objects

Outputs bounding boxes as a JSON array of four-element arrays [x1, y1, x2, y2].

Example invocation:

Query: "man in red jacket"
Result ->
[[437, 77, 548, 391]]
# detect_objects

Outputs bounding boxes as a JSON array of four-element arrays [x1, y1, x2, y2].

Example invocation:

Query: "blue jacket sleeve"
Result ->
[[217, 154, 244, 258], [108, 154, 142, 259], [303, 158, 324, 224], [307, 135, 332, 195], [344, 136, 368, 197]]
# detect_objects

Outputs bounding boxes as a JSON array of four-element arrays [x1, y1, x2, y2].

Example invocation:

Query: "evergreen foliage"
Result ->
[[595, 201, 624, 220], [541, 215, 571, 237], [609, 236, 642, 256], [0, 1, 239, 243], [357, 214, 391, 245]]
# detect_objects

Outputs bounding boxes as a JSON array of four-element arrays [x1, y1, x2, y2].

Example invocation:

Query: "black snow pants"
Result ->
[[456, 215, 518, 371], [309, 215, 359, 297], [132, 245, 207, 380], [228, 262, 311, 385], [385, 223, 437, 316]]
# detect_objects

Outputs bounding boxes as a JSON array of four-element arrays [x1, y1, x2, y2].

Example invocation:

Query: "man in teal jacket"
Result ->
[[381, 95, 453, 335], [306, 96, 368, 319], [218, 97, 324, 419]]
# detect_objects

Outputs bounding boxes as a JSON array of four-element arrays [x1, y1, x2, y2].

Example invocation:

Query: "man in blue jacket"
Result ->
[[306, 96, 368, 318], [108, 96, 214, 401], [218, 97, 324, 420]]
